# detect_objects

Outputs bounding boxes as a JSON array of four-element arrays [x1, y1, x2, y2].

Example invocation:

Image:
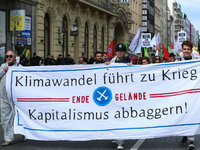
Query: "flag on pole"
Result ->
[[129, 28, 142, 54], [162, 44, 170, 60], [150, 34, 157, 47], [22, 47, 27, 55], [160, 49, 164, 58], [106, 39, 114, 61], [125, 41, 128, 55], [144, 47, 149, 57], [156, 33, 161, 45], [26, 49, 31, 59], [155, 42, 159, 56], [171, 43, 174, 50], [168, 46, 172, 53]]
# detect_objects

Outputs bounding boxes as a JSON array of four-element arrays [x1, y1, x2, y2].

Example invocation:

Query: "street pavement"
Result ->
[[1, 123, 200, 150]]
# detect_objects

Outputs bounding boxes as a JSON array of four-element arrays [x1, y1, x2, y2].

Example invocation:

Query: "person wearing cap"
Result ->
[[105, 43, 132, 66], [56, 54, 65, 65], [30, 52, 43, 66], [105, 43, 131, 150]]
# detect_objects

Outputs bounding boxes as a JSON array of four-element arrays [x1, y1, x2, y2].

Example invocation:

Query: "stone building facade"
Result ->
[[36, 0, 132, 62]]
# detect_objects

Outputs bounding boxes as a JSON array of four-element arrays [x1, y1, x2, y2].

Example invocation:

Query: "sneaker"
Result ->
[[112, 140, 117, 144], [188, 142, 195, 150], [180, 136, 187, 145], [117, 143, 124, 150], [2, 141, 14, 147]]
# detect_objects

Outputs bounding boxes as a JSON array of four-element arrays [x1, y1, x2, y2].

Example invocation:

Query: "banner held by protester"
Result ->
[[6, 61, 200, 141]]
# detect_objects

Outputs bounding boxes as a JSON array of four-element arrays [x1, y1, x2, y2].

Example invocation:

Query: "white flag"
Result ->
[[156, 33, 161, 45], [129, 28, 142, 54], [150, 34, 156, 47]]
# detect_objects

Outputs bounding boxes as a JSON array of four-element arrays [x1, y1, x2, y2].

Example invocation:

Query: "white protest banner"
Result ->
[[178, 31, 186, 45], [141, 33, 151, 48], [6, 61, 200, 141]]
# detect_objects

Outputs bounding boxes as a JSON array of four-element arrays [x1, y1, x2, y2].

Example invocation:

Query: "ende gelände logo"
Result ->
[[93, 86, 112, 106]]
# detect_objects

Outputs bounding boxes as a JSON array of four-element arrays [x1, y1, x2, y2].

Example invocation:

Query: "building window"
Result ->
[[62, 16, 68, 57], [44, 13, 50, 58], [142, 16, 147, 21], [142, 10, 147, 15], [84, 22, 89, 58], [142, 22, 147, 26], [93, 25, 97, 56]]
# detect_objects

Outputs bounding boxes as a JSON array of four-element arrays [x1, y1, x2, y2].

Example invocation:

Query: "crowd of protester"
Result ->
[[1, 40, 196, 150]]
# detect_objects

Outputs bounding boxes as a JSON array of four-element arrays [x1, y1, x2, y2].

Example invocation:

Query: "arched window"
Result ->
[[44, 13, 50, 58], [62, 16, 68, 57], [101, 27, 104, 51], [93, 25, 97, 56], [84, 22, 89, 58]]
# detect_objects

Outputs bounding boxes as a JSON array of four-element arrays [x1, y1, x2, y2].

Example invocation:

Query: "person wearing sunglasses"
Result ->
[[152, 56, 163, 63], [0, 50, 25, 146]]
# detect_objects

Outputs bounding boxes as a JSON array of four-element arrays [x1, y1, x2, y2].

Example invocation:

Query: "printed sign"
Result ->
[[10, 10, 25, 31], [6, 61, 200, 141], [178, 31, 186, 45], [142, 33, 151, 47]]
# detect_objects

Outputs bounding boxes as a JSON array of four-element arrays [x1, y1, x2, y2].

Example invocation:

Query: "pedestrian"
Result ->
[[178, 40, 195, 150], [44, 54, 52, 66], [56, 54, 65, 65], [30, 52, 43, 66], [105, 43, 132, 150], [0, 50, 26, 146], [93, 51, 103, 64], [51, 55, 57, 65], [65, 54, 75, 65], [102, 52, 107, 63], [77, 57, 87, 64]]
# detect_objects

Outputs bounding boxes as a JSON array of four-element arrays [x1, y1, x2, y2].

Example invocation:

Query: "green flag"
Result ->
[[160, 49, 164, 58], [125, 41, 127, 55], [22, 47, 27, 55], [168, 46, 171, 53]]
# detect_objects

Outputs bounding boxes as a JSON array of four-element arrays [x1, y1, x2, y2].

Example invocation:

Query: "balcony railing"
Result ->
[[85, 0, 113, 12]]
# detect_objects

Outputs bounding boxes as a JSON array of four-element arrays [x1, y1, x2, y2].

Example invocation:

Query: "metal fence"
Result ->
[[85, 0, 113, 12]]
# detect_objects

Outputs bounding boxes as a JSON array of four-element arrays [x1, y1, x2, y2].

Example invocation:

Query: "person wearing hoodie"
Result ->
[[177, 40, 195, 150]]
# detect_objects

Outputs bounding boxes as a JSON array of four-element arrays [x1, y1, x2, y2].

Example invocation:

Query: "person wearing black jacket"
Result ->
[[44, 54, 52, 66], [56, 54, 65, 65], [30, 52, 43, 66], [65, 54, 75, 65]]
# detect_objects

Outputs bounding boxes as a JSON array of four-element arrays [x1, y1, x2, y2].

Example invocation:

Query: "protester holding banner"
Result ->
[[152, 56, 163, 64], [140, 57, 150, 65], [177, 40, 195, 150], [106, 43, 132, 66], [105, 43, 131, 150], [0, 50, 25, 146]]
